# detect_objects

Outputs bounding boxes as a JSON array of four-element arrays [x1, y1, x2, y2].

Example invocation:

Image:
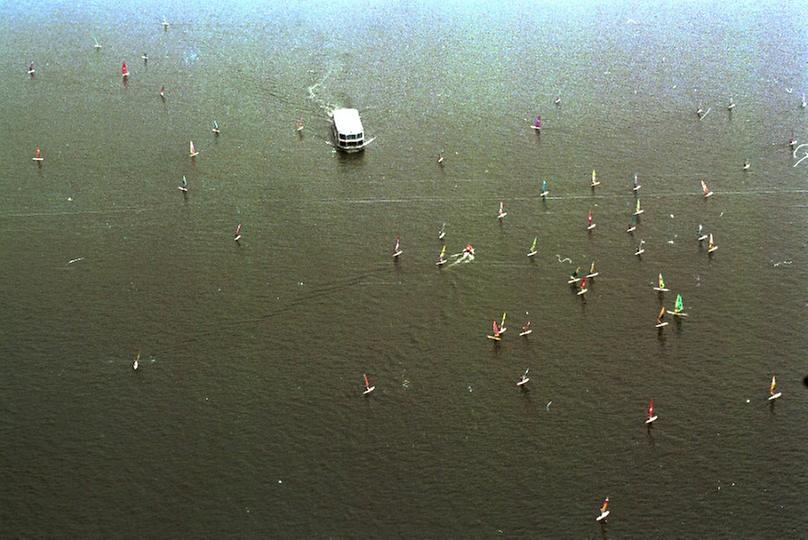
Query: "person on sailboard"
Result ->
[[521, 321, 532, 333]]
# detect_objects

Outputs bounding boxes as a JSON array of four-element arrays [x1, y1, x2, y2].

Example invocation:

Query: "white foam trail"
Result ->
[[556, 254, 572, 264], [67, 257, 85, 264]]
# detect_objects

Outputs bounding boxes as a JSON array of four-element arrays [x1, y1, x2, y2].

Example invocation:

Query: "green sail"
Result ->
[[675, 294, 684, 312]]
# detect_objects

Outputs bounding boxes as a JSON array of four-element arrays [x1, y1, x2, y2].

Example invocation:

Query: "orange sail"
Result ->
[[657, 306, 666, 323], [492, 320, 501, 336], [769, 375, 776, 395], [364, 373, 371, 390], [600, 497, 609, 513]]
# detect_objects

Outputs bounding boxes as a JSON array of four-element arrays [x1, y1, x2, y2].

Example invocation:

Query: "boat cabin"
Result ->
[[331, 108, 367, 152]]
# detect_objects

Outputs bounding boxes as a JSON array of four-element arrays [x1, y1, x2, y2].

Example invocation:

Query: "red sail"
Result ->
[[648, 399, 654, 418], [121, 62, 128, 75]]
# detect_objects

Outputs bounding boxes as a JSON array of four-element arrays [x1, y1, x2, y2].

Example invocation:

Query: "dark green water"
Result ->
[[2, 1, 807, 536]]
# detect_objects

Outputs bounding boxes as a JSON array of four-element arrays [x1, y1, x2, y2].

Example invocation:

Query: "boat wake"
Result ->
[[307, 66, 337, 116], [556, 254, 572, 264], [448, 252, 475, 267]]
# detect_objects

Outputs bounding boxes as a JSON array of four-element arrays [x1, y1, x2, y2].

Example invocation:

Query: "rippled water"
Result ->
[[1, 1, 807, 536]]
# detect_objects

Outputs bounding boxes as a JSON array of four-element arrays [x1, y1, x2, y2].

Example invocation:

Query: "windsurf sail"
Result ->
[[533, 115, 541, 129], [648, 399, 654, 419], [587, 209, 593, 225], [675, 294, 684, 313], [492, 320, 501, 336], [530, 236, 537, 252], [190, 141, 197, 155], [234, 223, 242, 239], [500, 312, 507, 328], [364, 373, 371, 390], [658, 273, 666, 289], [635, 199, 642, 213], [701, 180, 711, 195], [770, 375, 776, 395], [600, 498, 609, 513], [180, 175, 188, 189], [633, 173, 639, 188], [579, 276, 587, 290], [121, 62, 128, 76], [394, 236, 401, 252], [708, 234, 715, 250], [589, 261, 596, 274], [438, 245, 446, 260], [541, 179, 548, 193], [592, 169, 597, 184], [657, 306, 666, 323], [34, 145, 41, 159]]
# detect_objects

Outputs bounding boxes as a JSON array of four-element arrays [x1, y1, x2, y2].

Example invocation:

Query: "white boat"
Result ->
[[517, 368, 530, 386], [635, 240, 645, 256], [363, 373, 375, 395], [590, 169, 600, 188], [438, 223, 446, 241], [487, 319, 503, 341], [392, 236, 402, 258], [596, 498, 610, 522], [697, 224, 708, 242], [436, 245, 447, 266], [632, 173, 641, 192], [27, 62, 35, 75], [234, 223, 242, 242], [527, 236, 538, 257], [178, 175, 188, 192], [646, 399, 658, 424], [707, 234, 718, 253], [655, 306, 668, 328], [540, 179, 549, 198], [701, 179, 713, 198], [768, 375, 781, 401], [141, 52, 148, 62], [331, 108, 373, 153], [653, 273, 669, 292], [742, 160, 750, 171], [519, 321, 533, 336], [189, 140, 199, 157], [497, 201, 507, 220], [728, 97, 735, 110], [577, 276, 588, 296], [586, 209, 596, 230], [671, 293, 688, 317]]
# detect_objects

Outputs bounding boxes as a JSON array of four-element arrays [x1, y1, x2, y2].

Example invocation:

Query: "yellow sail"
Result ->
[[658, 273, 665, 288], [590, 261, 596, 274], [657, 306, 666, 321], [592, 169, 597, 183], [770, 375, 776, 395]]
